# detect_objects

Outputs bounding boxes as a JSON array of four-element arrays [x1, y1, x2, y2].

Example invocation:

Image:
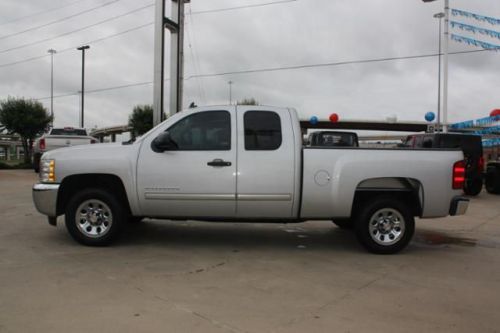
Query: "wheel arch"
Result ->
[[56, 174, 131, 216], [352, 177, 423, 217]]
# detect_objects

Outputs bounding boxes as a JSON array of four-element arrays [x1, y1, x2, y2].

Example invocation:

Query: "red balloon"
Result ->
[[329, 113, 339, 123], [490, 109, 500, 117]]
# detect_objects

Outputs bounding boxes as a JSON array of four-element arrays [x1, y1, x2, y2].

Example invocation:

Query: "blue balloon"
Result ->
[[310, 116, 319, 125], [425, 112, 436, 122]]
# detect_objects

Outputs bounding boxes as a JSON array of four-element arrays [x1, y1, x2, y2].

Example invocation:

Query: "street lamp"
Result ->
[[76, 45, 90, 128], [423, 0, 449, 132], [434, 12, 444, 131], [47, 49, 56, 127]]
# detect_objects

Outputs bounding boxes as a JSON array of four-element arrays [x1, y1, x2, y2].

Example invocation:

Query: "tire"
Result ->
[[332, 219, 352, 229], [65, 188, 125, 246], [33, 153, 41, 173], [464, 178, 483, 196], [485, 167, 500, 194], [128, 216, 144, 224], [354, 196, 415, 254]]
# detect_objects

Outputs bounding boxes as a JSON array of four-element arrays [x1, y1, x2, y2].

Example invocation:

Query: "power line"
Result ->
[[0, 0, 90, 27], [190, 0, 298, 15], [34, 49, 493, 100], [0, 22, 153, 69], [0, 3, 154, 55], [0, 0, 124, 41]]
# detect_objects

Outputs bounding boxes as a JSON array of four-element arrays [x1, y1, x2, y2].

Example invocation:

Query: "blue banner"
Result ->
[[451, 21, 500, 40], [451, 34, 500, 51], [452, 9, 500, 26], [450, 115, 500, 130], [483, 138, 500, 147]]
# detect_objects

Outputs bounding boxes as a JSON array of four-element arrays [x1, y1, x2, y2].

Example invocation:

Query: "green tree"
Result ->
[[0, 97, 52, 164], [237, 98, 259, 106], [128, 104, 154, 138]]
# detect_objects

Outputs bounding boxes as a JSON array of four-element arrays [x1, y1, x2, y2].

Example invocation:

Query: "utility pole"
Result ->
[[48, 49, 56, 127], [153, 0, 190, 126], [434, 12, 444, 131], [77, 45, 90, 128], [228, 81, 233, 105], [442, 0, 449, 132]]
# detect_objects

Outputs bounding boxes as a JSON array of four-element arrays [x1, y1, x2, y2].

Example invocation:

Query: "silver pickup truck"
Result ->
[[32, 106, 469, 254], [32, 127, 97, 172]]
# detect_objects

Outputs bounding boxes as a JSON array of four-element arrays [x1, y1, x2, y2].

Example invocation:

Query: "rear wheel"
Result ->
[[464, 178, 483, 196], [485, 166, 500, 194], [65, 188, 124, 246], [354, 197, 415, 254], [33, 153, 41, 173]]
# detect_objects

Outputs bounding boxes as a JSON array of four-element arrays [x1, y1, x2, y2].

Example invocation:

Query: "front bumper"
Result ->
[[32, 183, 60, 217], [449, 196, 469, 216]]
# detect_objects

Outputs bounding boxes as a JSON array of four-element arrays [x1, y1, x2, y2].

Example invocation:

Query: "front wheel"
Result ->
[[65, 188, 125, 246], [354, 197, 415, 254]]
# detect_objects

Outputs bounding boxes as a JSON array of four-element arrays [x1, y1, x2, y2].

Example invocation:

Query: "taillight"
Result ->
[[91, 139, 97, 144], [478, 156, 484, 172], [39, 138, 46, 150], [453, 160, 466, 190]]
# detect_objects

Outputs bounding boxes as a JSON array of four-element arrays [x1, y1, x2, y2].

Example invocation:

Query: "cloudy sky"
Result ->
[[0, 0, 499, 135]]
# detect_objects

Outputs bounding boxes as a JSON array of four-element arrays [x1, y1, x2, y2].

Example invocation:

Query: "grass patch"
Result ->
[[0, 160, 32, 169]]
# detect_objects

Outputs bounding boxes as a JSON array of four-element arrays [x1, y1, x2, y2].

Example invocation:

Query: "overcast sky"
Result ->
[[0, 0, 499, 135]]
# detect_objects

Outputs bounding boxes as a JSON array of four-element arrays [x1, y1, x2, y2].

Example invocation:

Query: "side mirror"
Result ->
[[151, 131, 178, 153]]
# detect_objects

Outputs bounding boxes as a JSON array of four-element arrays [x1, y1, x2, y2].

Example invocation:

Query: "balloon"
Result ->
[[425, 112, 436, 122], [310, 116, 318, 125], [490, 109, 500, 117], [329, 113, 339, 123]]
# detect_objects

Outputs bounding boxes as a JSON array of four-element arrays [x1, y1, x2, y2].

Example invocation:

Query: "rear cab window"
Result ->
[[244, 111, 282, 150]]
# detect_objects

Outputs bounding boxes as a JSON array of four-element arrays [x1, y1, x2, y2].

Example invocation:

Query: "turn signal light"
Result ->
[[453, 160, 466, 190]]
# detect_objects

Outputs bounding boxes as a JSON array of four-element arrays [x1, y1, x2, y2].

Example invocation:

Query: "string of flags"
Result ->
[[451, 34, 500, 51], [451, 9, 500, 26], [450, 9, 500, 51]]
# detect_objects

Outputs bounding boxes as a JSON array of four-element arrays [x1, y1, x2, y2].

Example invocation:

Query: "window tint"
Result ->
[[244, 111, 282, 150], [168, 111, 231, 150]]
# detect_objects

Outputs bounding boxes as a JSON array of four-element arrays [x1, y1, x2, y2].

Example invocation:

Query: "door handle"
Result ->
[[207, 159, 232, 167]]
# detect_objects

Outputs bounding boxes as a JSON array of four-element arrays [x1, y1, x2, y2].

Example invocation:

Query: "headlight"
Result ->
[[40, 159, 56, 183]]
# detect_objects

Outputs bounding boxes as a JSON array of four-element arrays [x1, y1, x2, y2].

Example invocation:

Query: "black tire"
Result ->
[[464, 178, 483, 196], [33, 153, 41, 173], [65, 188, 125, 246], [332, 219, 352, 229], [354, 196, 415, 254], [485, 167, 500, 194], [128, 216, 144, 224]]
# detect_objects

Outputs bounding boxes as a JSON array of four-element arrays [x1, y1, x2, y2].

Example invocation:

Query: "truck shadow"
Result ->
[[118, 220, 361, 253]]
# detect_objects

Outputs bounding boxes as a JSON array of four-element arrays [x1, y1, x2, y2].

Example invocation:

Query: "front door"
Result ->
[[137, 107, 237, 218]]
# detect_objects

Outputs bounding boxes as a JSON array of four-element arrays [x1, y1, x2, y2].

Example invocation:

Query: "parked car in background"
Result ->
[[306, 131, 359, 147], [403, 133, 484, 196], [32, 127, 97, 172]]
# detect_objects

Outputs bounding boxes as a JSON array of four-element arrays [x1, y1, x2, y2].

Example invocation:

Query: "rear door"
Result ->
[[235, 106, 296, 218]]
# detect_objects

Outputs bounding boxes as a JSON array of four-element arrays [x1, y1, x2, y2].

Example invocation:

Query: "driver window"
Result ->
[[167, 111, 231, 151]]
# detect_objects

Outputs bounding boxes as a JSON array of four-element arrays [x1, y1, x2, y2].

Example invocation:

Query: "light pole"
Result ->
[[434, 12, 444, 131], [423, 0, 449, 132], [228, 80, 233, 105], [47, 49, 56, 127], [76, 45, 90, 128]]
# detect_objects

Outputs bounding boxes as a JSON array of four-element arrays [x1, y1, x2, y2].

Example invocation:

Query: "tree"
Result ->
[[237, 98, 259, 106], [0, 97, 52, 164], [128, 104, 154, 138]]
